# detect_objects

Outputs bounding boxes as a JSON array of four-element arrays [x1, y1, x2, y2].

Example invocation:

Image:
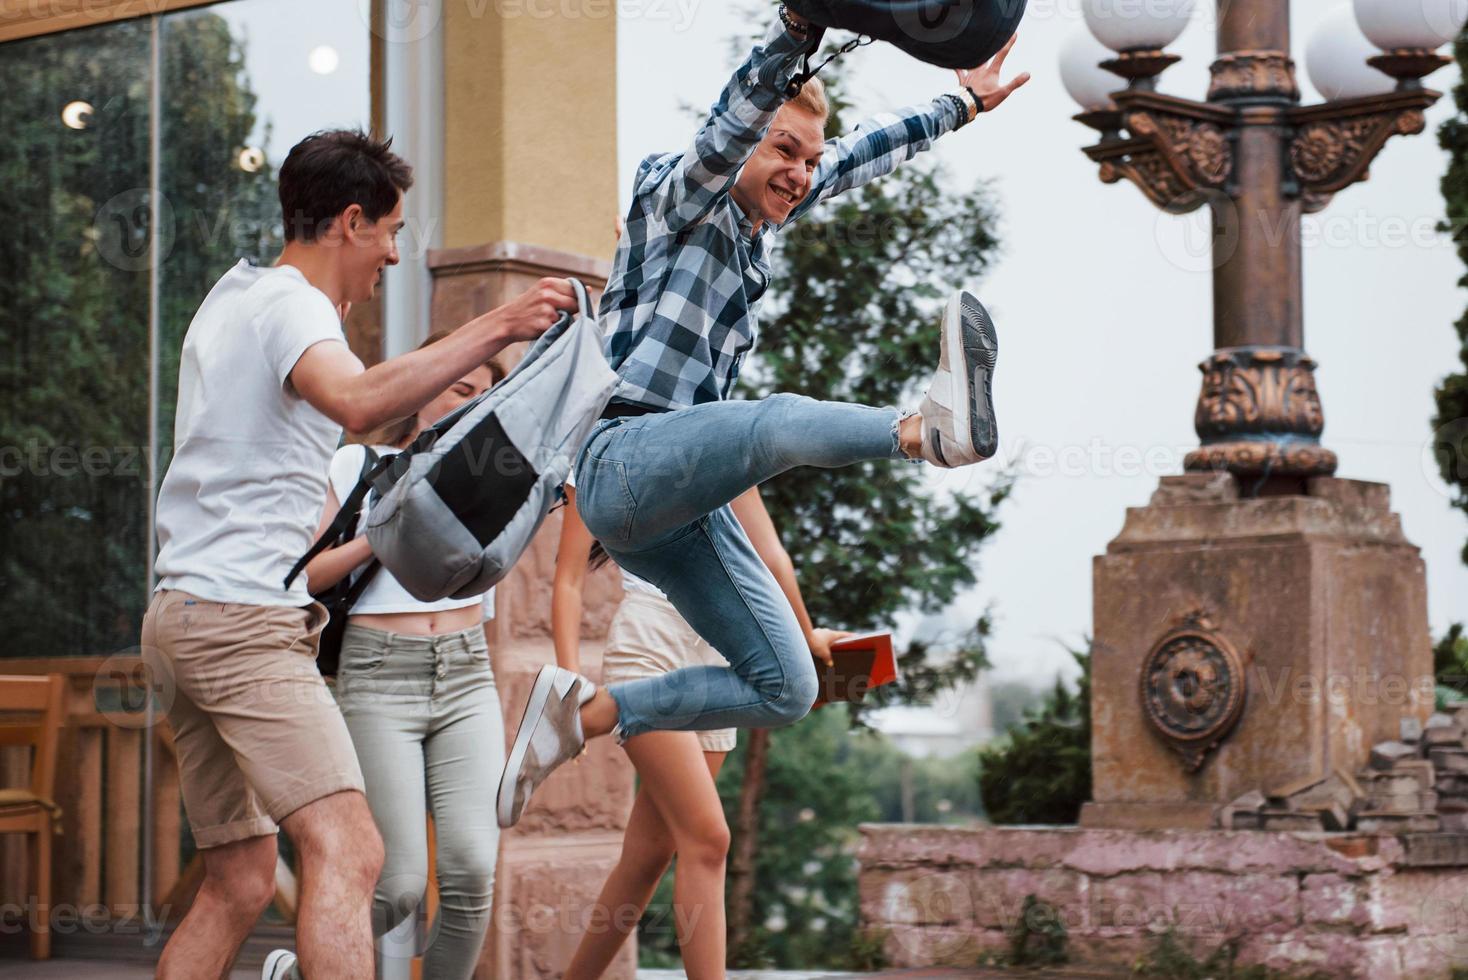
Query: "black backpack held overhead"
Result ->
[[784, 0, 1027, 70]]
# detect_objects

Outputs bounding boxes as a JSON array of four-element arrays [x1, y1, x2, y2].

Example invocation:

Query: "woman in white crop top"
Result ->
[[551, 472, 844, 979], [304, 330, 504, 980]]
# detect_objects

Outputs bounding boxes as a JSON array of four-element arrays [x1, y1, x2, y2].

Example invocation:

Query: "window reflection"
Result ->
[[0, 1, 368, 660], [0, 20, 152, 660]]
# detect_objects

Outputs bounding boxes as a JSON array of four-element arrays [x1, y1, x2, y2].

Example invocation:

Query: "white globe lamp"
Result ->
[[1062, 27, 1123, 111], [1306, 6, 1397, 100], [1353, 0, 1468, 51], [1084, 0, 1197, 53]]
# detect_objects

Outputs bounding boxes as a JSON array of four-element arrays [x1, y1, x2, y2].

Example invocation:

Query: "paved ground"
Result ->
[[0, 960, 257, 978], [0, 963, 1124, 979]]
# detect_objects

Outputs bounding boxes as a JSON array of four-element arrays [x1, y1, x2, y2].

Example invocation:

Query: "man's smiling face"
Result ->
[[731, 103, 826, 229]]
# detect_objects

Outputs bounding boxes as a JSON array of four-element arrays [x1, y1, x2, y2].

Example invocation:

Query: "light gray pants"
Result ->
[[336, 623, 504, 980]]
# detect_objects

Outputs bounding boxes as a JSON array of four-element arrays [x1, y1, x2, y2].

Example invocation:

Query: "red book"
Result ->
[[812, 631, 900, 707]]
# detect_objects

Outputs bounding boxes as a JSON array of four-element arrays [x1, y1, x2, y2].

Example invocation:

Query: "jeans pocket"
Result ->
[[337, 632, 389, 677], [580, 452, 638, 546]]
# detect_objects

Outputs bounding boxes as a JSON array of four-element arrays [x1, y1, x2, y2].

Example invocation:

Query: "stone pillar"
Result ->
[[426, 243, 634, 979], [434, 7, 627, 972], [1082, 474, 1434, 830]]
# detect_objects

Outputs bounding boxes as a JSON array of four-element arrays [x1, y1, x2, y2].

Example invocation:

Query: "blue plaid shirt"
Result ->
[[599, 20, 966, 411]]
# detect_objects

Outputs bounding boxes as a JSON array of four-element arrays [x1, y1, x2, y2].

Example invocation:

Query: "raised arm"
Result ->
[[638, 18, 816, 232], [784, 98, 962, 225], [292, 278, 575, 436], [784, 33, 1031, 224]]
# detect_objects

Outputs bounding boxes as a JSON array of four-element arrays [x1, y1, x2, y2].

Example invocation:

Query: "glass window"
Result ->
[[157, 1, 371, 446], [0, 1, 369, 661], [0, 20, 153, 660]]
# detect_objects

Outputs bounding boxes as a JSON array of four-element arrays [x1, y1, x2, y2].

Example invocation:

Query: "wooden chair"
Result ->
[[0, 674, 67, 959]]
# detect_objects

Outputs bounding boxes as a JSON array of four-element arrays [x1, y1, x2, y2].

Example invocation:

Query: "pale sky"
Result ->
[[618, 1, 1468, 687], [222, 0, 1468, 691]]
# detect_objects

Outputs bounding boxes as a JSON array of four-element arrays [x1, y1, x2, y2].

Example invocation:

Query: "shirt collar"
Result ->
[[730, 196, 763, 240]]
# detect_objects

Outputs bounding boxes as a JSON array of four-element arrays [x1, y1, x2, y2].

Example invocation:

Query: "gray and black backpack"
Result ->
[[288, 278, 617, 605]]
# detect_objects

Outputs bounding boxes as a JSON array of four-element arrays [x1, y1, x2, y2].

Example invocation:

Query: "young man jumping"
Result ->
[[498, 7, 1029, 829]]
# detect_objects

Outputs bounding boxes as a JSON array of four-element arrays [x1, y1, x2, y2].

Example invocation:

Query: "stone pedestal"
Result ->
[[1082, 475, 1433, 831], [427, 242, 636, 980], [858, 825, 1468, 979]]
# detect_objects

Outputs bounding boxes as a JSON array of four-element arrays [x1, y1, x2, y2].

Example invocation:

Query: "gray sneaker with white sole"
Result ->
[[917, 290, 998, 467], [496, 665, 596, 828]]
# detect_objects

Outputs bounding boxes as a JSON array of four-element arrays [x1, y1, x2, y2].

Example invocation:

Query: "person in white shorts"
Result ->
[[550, 474, 843, 978]]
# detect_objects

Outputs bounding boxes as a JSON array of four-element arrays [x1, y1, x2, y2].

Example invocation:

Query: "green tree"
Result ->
[[0, 13, 278, 659], [1431, 32, 1468, 717], [1436, 32, 1468, 559], [676, 64, 1012, 967], [1436, 623, 1468, 705], [978, 645, 1092, 825]]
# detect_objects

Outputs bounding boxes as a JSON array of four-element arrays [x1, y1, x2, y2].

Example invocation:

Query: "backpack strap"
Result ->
[[569, 277, 592, 321], [283, 446, 383, 590], [338, 555, 383, 608], [785, 29, 874, 98]]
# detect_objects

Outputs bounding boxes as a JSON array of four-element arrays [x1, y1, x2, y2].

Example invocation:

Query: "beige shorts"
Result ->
[[604, 591, 737, 753], [141, 590, 365, 848]]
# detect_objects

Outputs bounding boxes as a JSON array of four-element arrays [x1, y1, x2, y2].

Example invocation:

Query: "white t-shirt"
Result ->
[[326, 444, 495, 616], [564, 466, 665, 599], [155, 260, 347, 606]]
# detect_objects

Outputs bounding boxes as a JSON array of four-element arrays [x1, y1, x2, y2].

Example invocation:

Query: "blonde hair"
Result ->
[[787, 76, 829, 122], [369, 329, 506, 447]]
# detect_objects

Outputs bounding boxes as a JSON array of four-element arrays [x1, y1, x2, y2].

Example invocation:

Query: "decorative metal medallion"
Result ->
[[1139, 612, 1247, 772]]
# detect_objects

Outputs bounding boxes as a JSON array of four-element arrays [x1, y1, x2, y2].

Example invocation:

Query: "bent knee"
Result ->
[[770, 662, 818, 727], [203, 864, 276, 918], [676, 821, 731, 868], [435, 848, 497, 900], [299, 823, 384, 893], [347, 828, 387, 885], [375, 871, 428, 933]]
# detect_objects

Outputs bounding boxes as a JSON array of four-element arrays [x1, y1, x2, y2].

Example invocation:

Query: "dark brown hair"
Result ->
[[278, 130, 414, 242], [371, 330, 507, 448]]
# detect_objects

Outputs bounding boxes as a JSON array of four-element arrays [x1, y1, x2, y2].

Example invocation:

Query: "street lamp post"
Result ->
[[1069, 1, 1467, 832], [1065, 0, 1458, 494]]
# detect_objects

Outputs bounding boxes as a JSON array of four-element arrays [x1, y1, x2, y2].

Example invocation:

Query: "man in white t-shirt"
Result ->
[[141, 129, 575, 980]]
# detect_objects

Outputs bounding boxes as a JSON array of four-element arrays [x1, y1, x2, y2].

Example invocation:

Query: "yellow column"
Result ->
[[442, 0, 619, 259]]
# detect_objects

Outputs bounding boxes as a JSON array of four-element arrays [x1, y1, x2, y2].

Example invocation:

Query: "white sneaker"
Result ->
[[262, 949, 297, 980], [915, 290, 999, 467], [496, 665, 596, 828]]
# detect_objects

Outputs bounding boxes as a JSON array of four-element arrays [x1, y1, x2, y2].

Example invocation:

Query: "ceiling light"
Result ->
[[61, 101, 93, 130]]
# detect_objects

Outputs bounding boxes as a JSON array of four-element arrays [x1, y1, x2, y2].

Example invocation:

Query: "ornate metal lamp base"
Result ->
[[1185, 442, 1339, 479], [1185, 346, 1338, 479]]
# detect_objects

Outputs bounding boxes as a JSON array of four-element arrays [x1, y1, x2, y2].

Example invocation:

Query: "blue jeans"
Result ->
[[574, 393, 903, 738]]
